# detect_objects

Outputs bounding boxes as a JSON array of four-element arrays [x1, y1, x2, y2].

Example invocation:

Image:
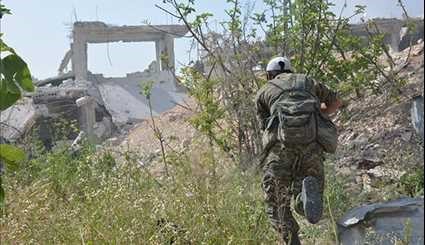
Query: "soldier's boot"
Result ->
[[301, 176, 323, 224]]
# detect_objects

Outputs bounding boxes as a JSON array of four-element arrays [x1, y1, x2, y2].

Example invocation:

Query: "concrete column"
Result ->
[[165, 36, 175, 70], [155, 40, 162, 72], [76, 96, 96, 143], [390, 32, 400, 52], [71, 40, 88, 80], [156, 38, 167, 71]]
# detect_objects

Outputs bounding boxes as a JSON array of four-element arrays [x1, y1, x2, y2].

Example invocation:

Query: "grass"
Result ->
[[1, 143, 277, 244], [1, 140, 421, 244]]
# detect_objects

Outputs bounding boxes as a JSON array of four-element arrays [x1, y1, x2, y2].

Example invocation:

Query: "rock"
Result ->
[[357, 158, 383, 170], [93, 117, 113, 141], [337, 167, 352, 176], [105, 137, 119, 146], [351, 134, 368, 149], [401, 131, 413, 142], [0, 98, 37, 142], [355, 175, 363, 184], [367, 166, 405, 180], [361, 174, 373, 192], [338, 197, 424, 245], [411, 95, 424, 140]]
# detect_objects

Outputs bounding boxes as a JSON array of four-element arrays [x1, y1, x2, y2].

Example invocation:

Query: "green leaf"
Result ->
[[0, 144, 25, 171], [1, 54, 34, 92], [0, 3, 12, 18], [0, 39, 16, 54], [0, 79, 21, 110]]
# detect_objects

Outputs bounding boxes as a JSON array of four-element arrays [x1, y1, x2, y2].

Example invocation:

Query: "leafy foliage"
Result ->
[[0, 5, 33, 207], [156, 0, 406, 166], [0, 39, 34, 110]]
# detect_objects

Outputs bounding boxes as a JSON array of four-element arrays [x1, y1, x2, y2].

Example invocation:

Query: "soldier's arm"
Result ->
[[314, 80, 341, 115], [321, 99, 342, 115], [255, 89, 270, 131]]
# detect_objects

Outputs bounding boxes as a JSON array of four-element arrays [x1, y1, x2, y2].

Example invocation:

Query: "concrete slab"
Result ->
[[0, 98, 37, 142], [338, 197, 424, 245], [94, 71, 186, 126]]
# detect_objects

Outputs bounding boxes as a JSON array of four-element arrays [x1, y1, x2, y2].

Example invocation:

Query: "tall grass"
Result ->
[[1, 144, 278, 244], [3, 142, 409, 244]]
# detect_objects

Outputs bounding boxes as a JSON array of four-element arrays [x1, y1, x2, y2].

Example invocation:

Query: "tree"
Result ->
[[0, 4, 34, 207], [156, 0, 405, 167]]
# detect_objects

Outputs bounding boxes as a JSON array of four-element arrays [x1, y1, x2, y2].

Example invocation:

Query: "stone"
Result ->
[[0, 98, 37, 142], [93, 117, 113, 141], [76, 96, 96, 143], [95, 71, 187, 126], [338, 197, 424, 245], [352, 134, 368, 149], [401, 131, 413, 142], [411, 95, 424, 140], [337, 167, 352, 176], [367, 166, 405, 180]]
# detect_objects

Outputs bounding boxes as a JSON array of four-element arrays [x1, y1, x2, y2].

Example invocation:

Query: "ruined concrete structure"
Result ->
[[68, 22, 187, 80], [1, 22, 188, 145], [349, 18, 424, 52]]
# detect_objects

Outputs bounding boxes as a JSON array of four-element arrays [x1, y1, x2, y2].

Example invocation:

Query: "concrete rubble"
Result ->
[[411, 95, 424, 140], [338, 197, 424, 245], [349, 17, 424, 52], [0, 21, 188, 145]]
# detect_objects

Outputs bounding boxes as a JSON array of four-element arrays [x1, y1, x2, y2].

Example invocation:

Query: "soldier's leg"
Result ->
[[294, 143, 325, 222], [262, 146, 300, 243]]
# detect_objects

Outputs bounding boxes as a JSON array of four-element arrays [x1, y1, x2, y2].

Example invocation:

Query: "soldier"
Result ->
[[255, 57, 342, 244]]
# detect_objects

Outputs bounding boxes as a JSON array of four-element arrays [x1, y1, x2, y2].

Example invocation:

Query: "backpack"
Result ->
[[264, 74, 338, 154]]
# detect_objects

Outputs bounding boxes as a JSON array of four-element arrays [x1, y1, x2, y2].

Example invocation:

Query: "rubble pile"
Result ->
[[0, 22, 188, 147], [333, 41, 424, 197]]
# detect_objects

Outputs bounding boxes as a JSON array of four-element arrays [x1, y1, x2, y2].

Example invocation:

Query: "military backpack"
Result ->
[[265, 74, 338, 153]]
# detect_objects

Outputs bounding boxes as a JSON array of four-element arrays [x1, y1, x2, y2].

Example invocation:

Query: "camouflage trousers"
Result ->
[[262, 142, 325, 242]]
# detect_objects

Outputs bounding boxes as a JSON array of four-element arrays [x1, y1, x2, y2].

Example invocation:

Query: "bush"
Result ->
[[399, 168, 424, 197]]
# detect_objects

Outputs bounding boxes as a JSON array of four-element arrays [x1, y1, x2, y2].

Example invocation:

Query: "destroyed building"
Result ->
[[349, 17, 424, 52], [0, 22, 188, 147]]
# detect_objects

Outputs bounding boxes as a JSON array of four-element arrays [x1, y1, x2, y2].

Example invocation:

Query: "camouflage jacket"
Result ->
[[255, 73, 338, 148]]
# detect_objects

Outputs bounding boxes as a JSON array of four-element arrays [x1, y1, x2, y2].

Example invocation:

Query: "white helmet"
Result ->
[[266, 56, 292, 72]]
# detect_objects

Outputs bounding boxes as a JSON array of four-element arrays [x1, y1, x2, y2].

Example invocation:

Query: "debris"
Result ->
[[411, 95, 424, 140], [94, 70, 186, 126], [35, 71, 75, 87], [0, 98, 37, 142], [76, 96, 96, 143], [70, 131, 86, 154], [367, 165, 405, 180], [338, 197, 424, 245], [349, 17, 424, 52], [93, 117, 113, 142], [33, 87, 87, 104], [351, 134, 368, 149], [401, 131, 413, 142], [1, 21, 190, 146]]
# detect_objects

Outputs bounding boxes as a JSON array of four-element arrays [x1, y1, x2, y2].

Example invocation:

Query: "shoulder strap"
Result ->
[[269, 74, 320, 106], [269, 74, 311, 93]]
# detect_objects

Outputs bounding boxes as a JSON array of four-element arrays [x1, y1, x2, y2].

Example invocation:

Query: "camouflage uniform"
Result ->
[[255, 73, 338, 242]]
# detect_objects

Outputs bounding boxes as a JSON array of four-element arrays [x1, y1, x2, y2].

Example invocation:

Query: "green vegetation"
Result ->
[[0, 4, 34, 207], [399, 168, 424, 197], [1, 142, 362, 244], [1, 143, 274, 243]]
